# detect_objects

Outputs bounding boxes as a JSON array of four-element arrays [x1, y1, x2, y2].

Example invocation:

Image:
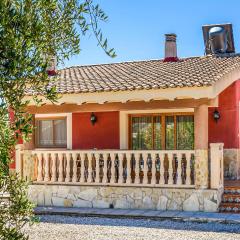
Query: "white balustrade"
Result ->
[[36, 153, 43, 182], [95, 153, 100, 183], [176, 153, 182, 186], [135, 153, 140, 184], [185, 152, 192, 186], [79, 153, 85, 183], [125, 153, 132, 184], [118, 153, 124, 184], [51, 153, 57, 182], [65, 153, 71, 182], [110, 152, 115, 184], [87, 153, 93, 183], [18, 149, 195, 188], [102, 153, 108, 184], [159, 152, 165, 185], [151, 153, 156, 185], [168, 153, 174, 185], [72, 153, 78, 183]]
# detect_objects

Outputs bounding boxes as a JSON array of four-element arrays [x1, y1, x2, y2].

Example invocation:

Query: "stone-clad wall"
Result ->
[[224, 149, 240, 180], [29, 185, 223, 212]]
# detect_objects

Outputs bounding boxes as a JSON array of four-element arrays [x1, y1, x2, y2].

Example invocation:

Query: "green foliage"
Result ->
[[0, 0, 115, 239], [0, 175, 36, 240]]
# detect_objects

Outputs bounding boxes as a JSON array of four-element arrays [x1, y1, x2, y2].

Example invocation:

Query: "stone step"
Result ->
[[219, 203, 240, 213], [222, 194, 240, 203]]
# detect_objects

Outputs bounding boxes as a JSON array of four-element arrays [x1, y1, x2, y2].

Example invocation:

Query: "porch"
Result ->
[[16, 144, 224, 212], [18, 95, 228, 211]]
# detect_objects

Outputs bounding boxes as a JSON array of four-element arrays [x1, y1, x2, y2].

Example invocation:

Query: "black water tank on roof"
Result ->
[[202, 23, 235, 55]]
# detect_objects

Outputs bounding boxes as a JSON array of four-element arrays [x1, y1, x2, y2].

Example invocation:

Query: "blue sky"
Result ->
[[64, 0, 240, 67]]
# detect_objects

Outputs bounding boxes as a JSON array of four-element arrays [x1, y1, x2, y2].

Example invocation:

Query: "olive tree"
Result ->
[[0, 1, 115, 239]]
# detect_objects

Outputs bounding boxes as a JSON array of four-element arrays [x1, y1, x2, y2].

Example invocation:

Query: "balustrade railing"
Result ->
[[27, 150, 195, 188]]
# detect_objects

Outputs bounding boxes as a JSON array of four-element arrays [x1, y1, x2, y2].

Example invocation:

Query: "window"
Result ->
[[176, 115, 194, 150], [129, 114, 194, 150], [131, 116, 152, 150], [165, 116, 174, 150], [36, 118, 67, 148]]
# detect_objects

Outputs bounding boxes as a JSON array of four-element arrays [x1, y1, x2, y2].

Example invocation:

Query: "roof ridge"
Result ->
[[59, 55, 206, 70]]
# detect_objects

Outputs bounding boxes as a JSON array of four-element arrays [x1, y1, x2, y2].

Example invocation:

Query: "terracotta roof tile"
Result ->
[[40, 54, 240, 94]]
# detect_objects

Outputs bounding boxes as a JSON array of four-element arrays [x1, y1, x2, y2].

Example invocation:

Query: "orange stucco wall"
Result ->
[[209, 80, 240, 148], [72, 111, 120, 149]]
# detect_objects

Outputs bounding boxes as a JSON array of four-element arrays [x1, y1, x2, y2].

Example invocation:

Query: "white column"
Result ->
[[67, 113, 72, 149], [195, 149, 209, 189], [210, 143, 224, 189], [15, 144, 23, 175], [194, 104, 208, 150]]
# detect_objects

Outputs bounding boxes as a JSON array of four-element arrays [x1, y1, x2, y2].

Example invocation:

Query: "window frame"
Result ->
[[128, 112, 194, 150], [35, 117, 67, 148]]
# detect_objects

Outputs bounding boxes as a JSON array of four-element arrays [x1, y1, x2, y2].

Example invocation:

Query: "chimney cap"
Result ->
[[164, 33, 178, 62], [165, 33, 177, 41]]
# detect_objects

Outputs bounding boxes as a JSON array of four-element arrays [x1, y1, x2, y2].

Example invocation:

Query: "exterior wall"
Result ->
[[72, 111, 119, 149], [209, 80, 240, 148], [209, 80, 240, 179], [28, 184, 223, 212]]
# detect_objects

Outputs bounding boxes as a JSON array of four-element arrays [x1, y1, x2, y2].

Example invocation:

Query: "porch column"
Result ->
[[194, 104, 209, 189], [23, 114, 35, 150], [210, 143, 224, 189], [15, 144, 24, 175]]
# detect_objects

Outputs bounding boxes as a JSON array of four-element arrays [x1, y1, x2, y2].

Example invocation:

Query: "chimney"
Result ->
[[164, 33, 178, 62], [47, 56, 57, 76]]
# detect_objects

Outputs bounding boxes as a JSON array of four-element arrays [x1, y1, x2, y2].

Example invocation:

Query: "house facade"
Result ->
[[14, 24, 240, 212]]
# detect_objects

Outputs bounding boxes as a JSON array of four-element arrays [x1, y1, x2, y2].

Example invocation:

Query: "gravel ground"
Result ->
[[25, 215, 240, 240]]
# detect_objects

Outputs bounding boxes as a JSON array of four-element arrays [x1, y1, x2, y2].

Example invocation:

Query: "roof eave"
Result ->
[[24, 85, 215, 106]]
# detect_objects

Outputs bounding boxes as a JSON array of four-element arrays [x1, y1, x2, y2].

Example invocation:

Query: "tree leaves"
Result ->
[[0, 174, 36, 240], [0, 1, 116, 239], [85, 0, 117, 58]]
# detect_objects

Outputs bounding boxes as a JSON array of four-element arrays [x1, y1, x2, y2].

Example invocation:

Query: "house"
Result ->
[[15, 23, 240, 212]]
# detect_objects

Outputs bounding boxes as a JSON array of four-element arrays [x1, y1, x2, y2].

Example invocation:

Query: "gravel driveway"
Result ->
[[25, 215, 240, 240]]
